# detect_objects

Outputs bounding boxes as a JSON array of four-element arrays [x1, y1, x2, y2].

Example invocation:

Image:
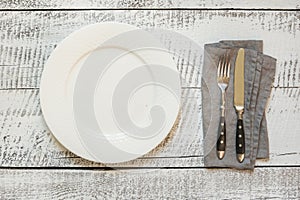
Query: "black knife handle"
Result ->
[[236, 119, 245, 162], [217, 116, 226, 159]]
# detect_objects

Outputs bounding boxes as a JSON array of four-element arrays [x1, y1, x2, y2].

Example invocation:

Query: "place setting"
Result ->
[[40, 22, 276, 170]]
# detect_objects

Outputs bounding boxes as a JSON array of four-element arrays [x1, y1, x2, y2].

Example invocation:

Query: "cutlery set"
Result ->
[[216, 48, 245, 163], [203, 40, 276, 169]]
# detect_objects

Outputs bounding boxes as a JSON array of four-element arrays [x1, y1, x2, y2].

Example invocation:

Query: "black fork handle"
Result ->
[[217, 116, 226, 159]]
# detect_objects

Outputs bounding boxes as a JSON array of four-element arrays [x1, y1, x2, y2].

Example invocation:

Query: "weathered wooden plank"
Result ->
[[0, 87, 299, 167], [0, 66, 42, 89], [0, 11, 299, 167], [0, 11, 299, 89], [0, 168, 299, 199], [0, 0, 299, 9]]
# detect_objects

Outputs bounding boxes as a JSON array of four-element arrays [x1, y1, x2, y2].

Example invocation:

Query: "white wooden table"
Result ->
[[0, 1, 299, 199]]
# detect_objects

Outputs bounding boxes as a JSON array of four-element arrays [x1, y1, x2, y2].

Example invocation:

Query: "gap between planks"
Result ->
[[0, 8, 300, 12], [0, 165, 300, 171]]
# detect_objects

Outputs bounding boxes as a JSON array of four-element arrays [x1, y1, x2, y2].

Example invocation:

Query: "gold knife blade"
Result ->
[[234, 48, 245, 111], [234, 48, 245, 163]]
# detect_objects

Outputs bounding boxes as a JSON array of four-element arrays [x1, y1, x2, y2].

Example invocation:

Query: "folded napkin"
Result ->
[[202, 40, 276, 169]]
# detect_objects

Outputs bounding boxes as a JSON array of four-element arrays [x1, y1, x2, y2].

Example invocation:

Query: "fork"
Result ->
[[216, 53, 231, 160]]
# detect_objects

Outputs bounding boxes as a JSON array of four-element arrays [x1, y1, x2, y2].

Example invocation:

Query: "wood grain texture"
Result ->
[[0, 87, 299, 167], [0, 10, 299, 89], [0, 10, 299, 167], [0, 0, 299, 9], [0, 168, 299, 199], [0, 2, 298, 199]]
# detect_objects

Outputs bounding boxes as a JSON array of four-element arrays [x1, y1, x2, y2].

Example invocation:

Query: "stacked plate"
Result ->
[[40, 23, 181, 163]]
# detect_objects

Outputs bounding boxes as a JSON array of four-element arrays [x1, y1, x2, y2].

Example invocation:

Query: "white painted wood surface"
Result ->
[[0, 87, 299, 167], [0, 0, 299, 9], [0, 168, 299, 199], [0, 3, 299, 199], [0, 10, 299, 167]]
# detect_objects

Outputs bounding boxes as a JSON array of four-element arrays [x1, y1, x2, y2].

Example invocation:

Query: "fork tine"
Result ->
[[221, 54, 226, 77], [226, 57, 231, 78], [217, 53, 231, 79], [224, 52, 229, 78], [223, 55, 226, 78], [217, 55, 222, 77]]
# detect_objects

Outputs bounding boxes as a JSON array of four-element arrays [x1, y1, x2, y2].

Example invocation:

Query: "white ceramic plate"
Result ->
[[40, 23, 181, 163]]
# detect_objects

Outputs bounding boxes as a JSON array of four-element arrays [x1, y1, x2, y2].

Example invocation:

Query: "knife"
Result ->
[[234, 48, 245, 163]]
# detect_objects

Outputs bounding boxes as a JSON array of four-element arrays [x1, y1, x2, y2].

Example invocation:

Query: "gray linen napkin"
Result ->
[[202, 40, 276, 169]]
